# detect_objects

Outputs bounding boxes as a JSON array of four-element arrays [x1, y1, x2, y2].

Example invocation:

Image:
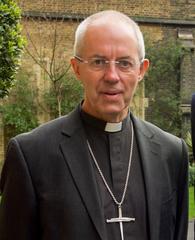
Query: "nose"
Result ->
[[103, 62, 120, 83]]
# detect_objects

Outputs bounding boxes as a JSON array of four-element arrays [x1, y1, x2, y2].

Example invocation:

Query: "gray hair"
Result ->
[[73, 10, 145, 60]]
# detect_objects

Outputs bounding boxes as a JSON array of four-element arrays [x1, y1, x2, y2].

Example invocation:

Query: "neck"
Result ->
[[81, 105, 129, 123]]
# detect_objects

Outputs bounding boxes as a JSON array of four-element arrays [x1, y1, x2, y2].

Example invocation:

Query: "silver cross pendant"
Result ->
[[106, 205, 135, 240]]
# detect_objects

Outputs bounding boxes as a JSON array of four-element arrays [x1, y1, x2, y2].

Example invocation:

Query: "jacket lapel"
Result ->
[[59, 108, 106, 240], [132, 116, 163, 240]]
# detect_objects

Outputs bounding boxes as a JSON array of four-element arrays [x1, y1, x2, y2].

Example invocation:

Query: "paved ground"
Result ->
[[188, 220, 194, 240]]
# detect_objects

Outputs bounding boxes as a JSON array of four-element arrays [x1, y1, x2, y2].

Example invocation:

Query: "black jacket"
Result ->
[[0, 106, 189, 240]]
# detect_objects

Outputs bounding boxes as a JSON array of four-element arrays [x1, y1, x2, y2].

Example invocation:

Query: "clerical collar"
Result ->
[[80, 108, 129, 133], [104, 122, 122, 132]]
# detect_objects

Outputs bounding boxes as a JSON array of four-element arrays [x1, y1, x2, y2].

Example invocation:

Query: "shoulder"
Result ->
[[11, 106, 82, 149], [133, 116, 189, 182], [15, 116, 67, 143], [132, 115, 187, 154], [133, 116, 180, 141], [5, 117, 67, 159], [5, 107, 83, 168]]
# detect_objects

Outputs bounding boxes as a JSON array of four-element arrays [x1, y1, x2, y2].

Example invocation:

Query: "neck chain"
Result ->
[[87, 120, 135, 240], [86, 120, 134, 207]]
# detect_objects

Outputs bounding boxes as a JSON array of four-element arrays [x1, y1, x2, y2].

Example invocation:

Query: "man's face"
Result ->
[[71, 23, 149, 122]]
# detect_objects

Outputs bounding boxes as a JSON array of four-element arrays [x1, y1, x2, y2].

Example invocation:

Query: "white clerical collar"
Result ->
[[104, 122, 122, 132]]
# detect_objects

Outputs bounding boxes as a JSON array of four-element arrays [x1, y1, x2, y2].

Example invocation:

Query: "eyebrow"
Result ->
[[89, 55, 135, 60]]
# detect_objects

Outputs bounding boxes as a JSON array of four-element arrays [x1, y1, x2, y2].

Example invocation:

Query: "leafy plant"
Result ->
[[0, 0, 25, 98], [43, 72, 83, 119], [189, 163, 195, 186], [0, 70, 39, 137], [145, 38, 184, 136], [189, 186, 195, 219]]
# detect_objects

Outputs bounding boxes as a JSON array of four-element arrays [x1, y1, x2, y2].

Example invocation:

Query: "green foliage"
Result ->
[[189, 186, 195, 219], [44, 72, 83, 118], [145, 38, 184, 136], [189, 163, 195, 187], [0, 70, 39, 136], [0, 0, 25, 98], [185, 131, 193, 153]]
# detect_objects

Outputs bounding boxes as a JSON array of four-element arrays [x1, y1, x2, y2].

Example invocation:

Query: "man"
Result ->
[[0, 10, 188, 240]]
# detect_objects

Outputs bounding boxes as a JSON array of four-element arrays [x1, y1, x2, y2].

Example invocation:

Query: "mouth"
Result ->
[[101, 90, 122, 95], [102, 91, 121, 96], [100, 90, 123, 99]]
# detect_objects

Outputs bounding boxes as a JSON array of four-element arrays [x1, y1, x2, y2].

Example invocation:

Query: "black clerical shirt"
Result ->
[[80, 109, 149, 240]]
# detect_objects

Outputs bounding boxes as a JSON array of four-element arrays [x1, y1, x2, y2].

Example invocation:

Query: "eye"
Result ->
[[90, 58, 106, 67], [118, 60, 134, 69]]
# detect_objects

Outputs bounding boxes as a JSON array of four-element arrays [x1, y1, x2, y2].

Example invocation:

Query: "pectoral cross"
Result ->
[[106, 205, 135, 240]]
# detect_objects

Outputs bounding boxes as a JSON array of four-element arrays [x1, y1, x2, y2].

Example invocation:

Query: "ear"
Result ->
[[138, 59, 150, 82], [70, 57, 81, 80]]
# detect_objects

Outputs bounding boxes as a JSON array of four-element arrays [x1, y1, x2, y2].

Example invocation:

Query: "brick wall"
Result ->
[[181, 49, 195, 104], [17, 0, 195, 20], [22, 18, 75, 57], [21, 17, 77, 119]]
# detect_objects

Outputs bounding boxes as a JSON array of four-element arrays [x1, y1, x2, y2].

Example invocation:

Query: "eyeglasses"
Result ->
[[74, 55, 143, 73]]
